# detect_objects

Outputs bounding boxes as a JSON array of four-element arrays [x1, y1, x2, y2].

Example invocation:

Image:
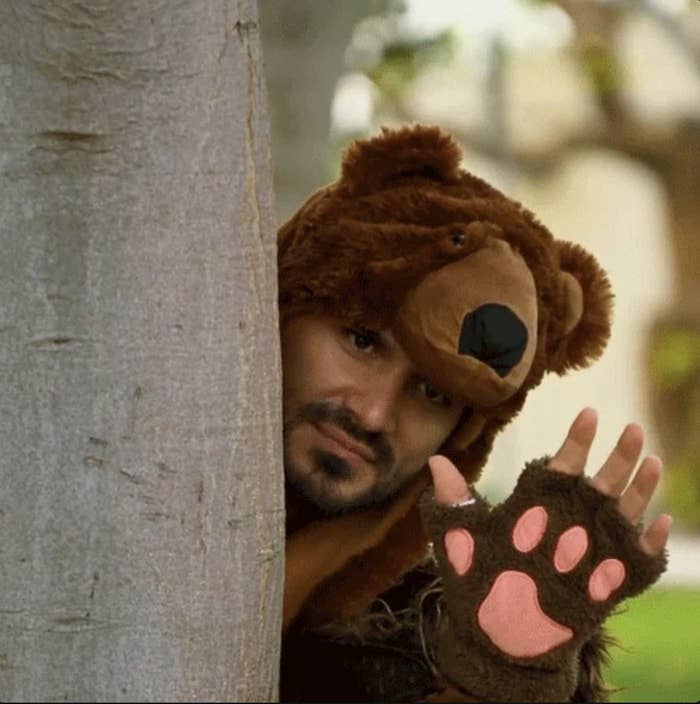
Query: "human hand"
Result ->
[[420, 408, 670, 703], [432, 407, 671, 561]]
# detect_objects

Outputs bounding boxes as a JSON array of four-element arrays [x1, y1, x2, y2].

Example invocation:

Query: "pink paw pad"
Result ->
[[471, 506, 627, 659], [588, 558, 626, 601], [513, 506, 548, 552], [478, 571, 573, 657], [444, 528, 475, 575], [554, 525, 589, 573]]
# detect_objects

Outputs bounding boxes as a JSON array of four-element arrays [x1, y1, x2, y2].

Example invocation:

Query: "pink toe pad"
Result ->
[[513, 506, 548, 553], [445, 528, 474, 575], [588, 558, 626, 601], [554, 525, 588, 573]]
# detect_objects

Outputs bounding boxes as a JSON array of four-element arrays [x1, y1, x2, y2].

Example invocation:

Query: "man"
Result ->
[[277, 125, 670, 701]]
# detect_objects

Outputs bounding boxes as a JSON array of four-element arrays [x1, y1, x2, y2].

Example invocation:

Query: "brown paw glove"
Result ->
[[420, 457, 668, 703]]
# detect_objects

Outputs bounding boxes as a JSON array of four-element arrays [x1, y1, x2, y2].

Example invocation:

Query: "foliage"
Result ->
[[607, 587, 700, 702], [663, 453, 700, 530], [650, 327, 700, 392], [580, 41, 625, 96], [650, 324, 700, 530], [366, 31, 455, 99]]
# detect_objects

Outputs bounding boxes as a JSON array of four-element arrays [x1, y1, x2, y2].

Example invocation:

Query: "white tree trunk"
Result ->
[[0, 1, 283, 701]]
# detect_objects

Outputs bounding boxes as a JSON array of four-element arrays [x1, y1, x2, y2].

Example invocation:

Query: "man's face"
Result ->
[[281, 314, 464, 514]]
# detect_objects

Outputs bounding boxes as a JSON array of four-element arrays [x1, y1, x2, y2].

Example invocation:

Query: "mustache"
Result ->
[[285, 401, 395, 470]]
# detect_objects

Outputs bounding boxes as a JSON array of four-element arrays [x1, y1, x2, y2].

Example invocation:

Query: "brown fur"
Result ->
[[301, 501, 429, 628], [419, 457, 667, 702], [549, 241, 615, 374], [284, 470, 427, 630], [281, 559, 616, 702], [280, 125, 616, 699], [279, 126, 612, 479], [339, 125, 463, 196]]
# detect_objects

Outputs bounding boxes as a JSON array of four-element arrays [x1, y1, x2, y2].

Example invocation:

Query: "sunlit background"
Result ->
[[260, 1, 700, 699]]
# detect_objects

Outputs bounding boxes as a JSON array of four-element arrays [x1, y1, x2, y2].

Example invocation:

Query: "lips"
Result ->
[[313, 422, 376, 463]]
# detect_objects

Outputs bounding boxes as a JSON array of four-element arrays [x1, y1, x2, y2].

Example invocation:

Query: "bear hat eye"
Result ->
[[451, 232, 465, 247]]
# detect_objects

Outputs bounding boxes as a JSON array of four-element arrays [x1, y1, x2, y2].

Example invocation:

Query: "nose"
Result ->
[[346, 369, 403, 436], [458, 303, 528, 377]]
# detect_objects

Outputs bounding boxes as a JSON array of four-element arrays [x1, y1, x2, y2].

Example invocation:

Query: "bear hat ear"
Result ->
[[547, 240, 614, 374], [337, 124, 463, 197]]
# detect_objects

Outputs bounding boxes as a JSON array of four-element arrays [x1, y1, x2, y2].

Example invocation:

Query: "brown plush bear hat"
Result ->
[[278, 124, 613, 486]]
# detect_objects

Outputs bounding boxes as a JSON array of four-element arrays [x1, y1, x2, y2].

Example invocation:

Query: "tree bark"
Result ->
[[0, 1, 283, 701]]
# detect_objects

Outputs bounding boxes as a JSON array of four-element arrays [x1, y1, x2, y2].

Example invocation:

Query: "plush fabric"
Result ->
[[419, 457, 667, 702], [279, 125, 617, 700], [280, 557, 616, 702], [278, 125, 613, 480], [284, 472, 428, 630]]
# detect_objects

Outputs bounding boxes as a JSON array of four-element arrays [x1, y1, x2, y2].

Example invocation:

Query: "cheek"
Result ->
[[283, 424, 320, 482], [282, 326, 351, 406], [282, 339, 331, 413], [395, 408, 459, 472]]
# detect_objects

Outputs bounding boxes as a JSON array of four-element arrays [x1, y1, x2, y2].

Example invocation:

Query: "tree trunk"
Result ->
[[0, 1, 283, 701], [259, 0, 379, 222]]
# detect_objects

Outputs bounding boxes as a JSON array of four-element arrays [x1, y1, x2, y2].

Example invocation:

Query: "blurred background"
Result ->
[[259, 1, 700, 699]]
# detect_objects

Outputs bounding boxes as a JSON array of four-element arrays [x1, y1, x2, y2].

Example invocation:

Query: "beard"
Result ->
[[283, 401, 400, 514]]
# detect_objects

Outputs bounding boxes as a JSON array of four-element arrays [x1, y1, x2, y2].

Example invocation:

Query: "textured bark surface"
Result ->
[[0, 1, 283, 700]]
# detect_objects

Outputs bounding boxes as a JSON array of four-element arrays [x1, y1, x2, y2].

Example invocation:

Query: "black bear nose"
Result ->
[[458, 304, 528, 377]]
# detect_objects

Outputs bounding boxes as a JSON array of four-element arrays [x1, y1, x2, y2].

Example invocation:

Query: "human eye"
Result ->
[[346, 327, 380, 352], [417, 380, 452, 408]]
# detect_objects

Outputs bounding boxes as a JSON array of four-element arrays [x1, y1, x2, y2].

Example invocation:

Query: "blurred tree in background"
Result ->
[[259, 0, 385, 220]]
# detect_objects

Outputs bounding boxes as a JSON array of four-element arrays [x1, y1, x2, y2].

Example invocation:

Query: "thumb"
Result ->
[[429, 455, 472, 505]]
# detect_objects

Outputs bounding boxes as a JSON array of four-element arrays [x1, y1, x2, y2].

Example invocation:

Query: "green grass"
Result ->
[[606, 587, 700, 702]]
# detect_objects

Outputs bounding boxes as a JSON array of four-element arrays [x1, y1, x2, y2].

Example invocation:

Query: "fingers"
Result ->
[[428, 455, 475, 575], [548, 407, 598, 476], [590, 422, 645, 496], [428, 455, 471, 505], [549, 412, 670, 554], [639, 514, 672, 556], [617, 455, 662, 524]]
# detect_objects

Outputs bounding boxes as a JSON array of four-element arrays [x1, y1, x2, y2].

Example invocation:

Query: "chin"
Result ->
[[286, 451, 381, 515], [291, 471, 374, 515]]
